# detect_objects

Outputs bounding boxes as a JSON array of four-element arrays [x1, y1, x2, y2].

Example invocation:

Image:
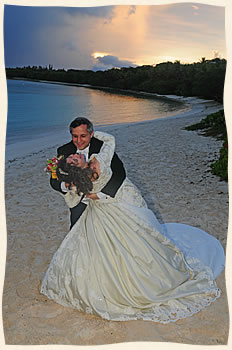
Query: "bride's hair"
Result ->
[[56, 159, 98, 195]]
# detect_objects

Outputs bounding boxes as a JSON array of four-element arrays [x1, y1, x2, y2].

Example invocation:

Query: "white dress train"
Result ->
[[41, 131, 225, 324]]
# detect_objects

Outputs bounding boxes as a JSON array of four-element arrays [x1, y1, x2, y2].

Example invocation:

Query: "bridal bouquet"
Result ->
[[45, 155, 64, 179]]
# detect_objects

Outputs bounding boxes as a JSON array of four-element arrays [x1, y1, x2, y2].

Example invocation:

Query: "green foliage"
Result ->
[[210, 139, 228, 181], [6, 58, 226, 103], [185, 110, 228, 181], [185, 110, 226, 139]]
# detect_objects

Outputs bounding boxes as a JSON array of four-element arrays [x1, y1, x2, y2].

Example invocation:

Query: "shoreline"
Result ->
[[7, 76, 191, 104], [6, 76, 221, 106], [5, 79, 223, 163]]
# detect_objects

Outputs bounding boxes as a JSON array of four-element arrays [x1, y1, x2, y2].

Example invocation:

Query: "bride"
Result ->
[[40, 131, 225, 324]]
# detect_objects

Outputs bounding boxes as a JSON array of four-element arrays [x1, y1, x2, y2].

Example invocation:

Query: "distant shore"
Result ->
[[7, 76, 194, 105], [6, 58, 226, 104]]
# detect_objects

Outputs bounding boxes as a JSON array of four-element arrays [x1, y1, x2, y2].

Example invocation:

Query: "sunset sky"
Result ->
[[4, 2, 226, 71]]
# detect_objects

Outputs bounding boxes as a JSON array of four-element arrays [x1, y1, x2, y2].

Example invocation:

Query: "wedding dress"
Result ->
[[40, 131, 225, 324]]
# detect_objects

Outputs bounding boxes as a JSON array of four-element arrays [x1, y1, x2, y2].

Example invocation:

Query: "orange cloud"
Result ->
[[36, 4, 225, 70]]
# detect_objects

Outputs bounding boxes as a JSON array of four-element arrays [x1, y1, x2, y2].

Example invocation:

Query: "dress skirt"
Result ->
[[41, 179, 225, 323]]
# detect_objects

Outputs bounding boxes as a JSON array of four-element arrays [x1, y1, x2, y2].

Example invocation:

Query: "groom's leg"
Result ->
[[70, 202, 87, 229]]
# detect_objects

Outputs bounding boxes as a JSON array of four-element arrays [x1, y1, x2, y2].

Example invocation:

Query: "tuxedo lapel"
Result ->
[[69, 142, 77, 154], [57, 141, 77, 158], [89, 137, 103, 157]]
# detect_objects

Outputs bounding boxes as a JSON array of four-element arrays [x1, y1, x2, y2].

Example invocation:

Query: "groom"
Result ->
[[50, 117, 126, 228]]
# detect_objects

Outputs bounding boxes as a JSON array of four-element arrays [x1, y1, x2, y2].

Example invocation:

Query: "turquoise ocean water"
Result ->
[[5, 79, 188, 159]]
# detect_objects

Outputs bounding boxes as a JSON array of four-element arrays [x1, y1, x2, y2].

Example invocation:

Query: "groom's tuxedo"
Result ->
[[50, 136, 126, 228]]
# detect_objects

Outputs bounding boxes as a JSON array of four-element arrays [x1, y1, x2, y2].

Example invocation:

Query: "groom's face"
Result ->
[[71, 124, 93, 150]]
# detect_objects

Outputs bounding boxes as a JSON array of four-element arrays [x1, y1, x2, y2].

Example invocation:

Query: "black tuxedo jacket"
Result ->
[[50, 136, 126, 198]]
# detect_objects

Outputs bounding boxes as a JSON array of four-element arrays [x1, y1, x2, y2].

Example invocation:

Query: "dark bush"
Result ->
[[185, 110, 228, 181]]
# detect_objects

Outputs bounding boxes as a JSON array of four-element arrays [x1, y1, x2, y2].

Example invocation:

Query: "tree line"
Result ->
[[6, 58, 226, 103]]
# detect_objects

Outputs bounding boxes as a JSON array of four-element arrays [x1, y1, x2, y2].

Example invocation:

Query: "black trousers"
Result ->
[[70, 202, 87, 229]]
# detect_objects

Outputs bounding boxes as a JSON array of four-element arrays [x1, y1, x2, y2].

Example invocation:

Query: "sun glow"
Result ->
[[92, 52, 109, 58], [153, 55, 199, 65], [156, 56, 179, 63]]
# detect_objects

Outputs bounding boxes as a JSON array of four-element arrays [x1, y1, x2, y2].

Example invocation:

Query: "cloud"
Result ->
[[4, 4, 225, 70], [128, 5, 137, 17], [192, 5, 200, 11], [93, 55, 137, 71], [143, 4, 225, 64], [213, 50, 221, 59], [192, 4, 200, 16], [62, 6, 115, 19], [61, 6, 116, 25], [62, 41, 77, 52]]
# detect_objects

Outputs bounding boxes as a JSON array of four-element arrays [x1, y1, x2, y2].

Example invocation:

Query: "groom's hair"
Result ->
[[69, 117, 93, 135]]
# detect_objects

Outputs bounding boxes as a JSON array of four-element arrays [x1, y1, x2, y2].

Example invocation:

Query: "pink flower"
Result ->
[[45, 155, 64, 176]]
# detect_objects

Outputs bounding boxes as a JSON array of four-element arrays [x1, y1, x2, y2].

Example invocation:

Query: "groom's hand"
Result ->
[[85, 193, 99, 200]]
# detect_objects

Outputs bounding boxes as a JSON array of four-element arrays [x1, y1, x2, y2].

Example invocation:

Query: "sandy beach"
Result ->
[[3, 97, 229, 345]]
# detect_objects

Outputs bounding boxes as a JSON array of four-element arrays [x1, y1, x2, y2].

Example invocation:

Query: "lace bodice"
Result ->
[[89, 131, 114, 193]]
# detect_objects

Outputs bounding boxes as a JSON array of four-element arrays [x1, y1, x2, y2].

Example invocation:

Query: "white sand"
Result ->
[[3, 97, 229, 345]]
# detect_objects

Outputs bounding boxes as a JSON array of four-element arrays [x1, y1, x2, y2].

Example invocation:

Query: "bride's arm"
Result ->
[[89, 131, 115, 174], [87, 131, 126, 199], [59, 187, 83, 208]]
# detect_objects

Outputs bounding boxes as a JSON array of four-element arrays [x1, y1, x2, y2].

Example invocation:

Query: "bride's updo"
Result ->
[[56, 158, 97, 195]]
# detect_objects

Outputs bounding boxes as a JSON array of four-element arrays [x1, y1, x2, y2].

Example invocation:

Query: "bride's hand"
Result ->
[[85, 193, 99, 200]]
